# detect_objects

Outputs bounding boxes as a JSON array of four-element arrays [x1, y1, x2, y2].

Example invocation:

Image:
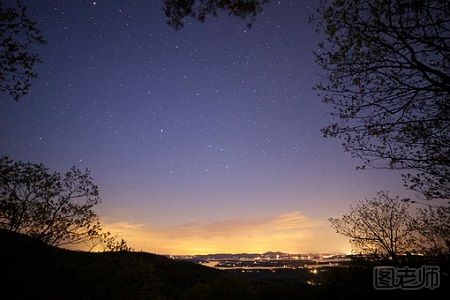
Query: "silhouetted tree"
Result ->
[[98, 231, 134, 252], [410, 204, 450, 255], [0, 156, 101, 246], [0, 156, 132, 252], [0, 0, 45, 101], [164, 0, 268, 29], [329, 192, 414, 259], [315, 0, 450, 200]]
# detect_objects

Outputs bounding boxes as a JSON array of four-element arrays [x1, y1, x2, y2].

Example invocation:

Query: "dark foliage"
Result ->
[[0, 156, 131, 251], [329, 191, 414, 259], [315, 0, 450, 200], [164, 0, 268, 29], [330, 191, 450, 257], [411, 204, 450, 255], [0, 156, 101, 246], [0, 0, 45, 101]]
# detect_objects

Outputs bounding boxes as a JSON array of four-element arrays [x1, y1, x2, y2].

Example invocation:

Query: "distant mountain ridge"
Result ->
[[173, 251, 346, 260], [187, 251, 289, 260]]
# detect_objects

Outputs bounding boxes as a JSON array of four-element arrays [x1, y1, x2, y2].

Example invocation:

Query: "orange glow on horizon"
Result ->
[[97, 212, 351, 255]]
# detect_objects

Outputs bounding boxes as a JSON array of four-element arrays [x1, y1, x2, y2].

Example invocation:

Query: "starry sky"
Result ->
[[0, 0, 412, 254]]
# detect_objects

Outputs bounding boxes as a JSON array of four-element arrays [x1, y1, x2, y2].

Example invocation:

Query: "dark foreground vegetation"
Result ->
[[1, 229, 448, 300]]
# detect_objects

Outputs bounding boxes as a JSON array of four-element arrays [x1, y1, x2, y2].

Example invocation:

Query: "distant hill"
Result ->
[[181, 251, 299, 261]]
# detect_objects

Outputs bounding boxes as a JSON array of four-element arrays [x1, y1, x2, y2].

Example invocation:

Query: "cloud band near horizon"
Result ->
[[100, 211, 351, 255]]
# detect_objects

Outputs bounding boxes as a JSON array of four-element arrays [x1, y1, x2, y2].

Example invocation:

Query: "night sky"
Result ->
[[1, 0, 411, 254]]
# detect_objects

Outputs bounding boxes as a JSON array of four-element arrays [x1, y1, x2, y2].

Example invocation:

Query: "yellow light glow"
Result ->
[[92, 211, 351, 255]]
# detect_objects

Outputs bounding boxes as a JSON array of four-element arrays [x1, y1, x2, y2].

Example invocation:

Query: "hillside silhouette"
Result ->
[[0, 229, 312, 299], [2, 229, 449, 300]]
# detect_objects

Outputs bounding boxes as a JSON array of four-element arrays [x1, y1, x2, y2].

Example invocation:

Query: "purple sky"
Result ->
[[0, 0, 413, 254]]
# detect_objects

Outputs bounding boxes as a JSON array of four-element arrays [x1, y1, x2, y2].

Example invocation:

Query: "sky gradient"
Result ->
[[0, 0, 413, 254]]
